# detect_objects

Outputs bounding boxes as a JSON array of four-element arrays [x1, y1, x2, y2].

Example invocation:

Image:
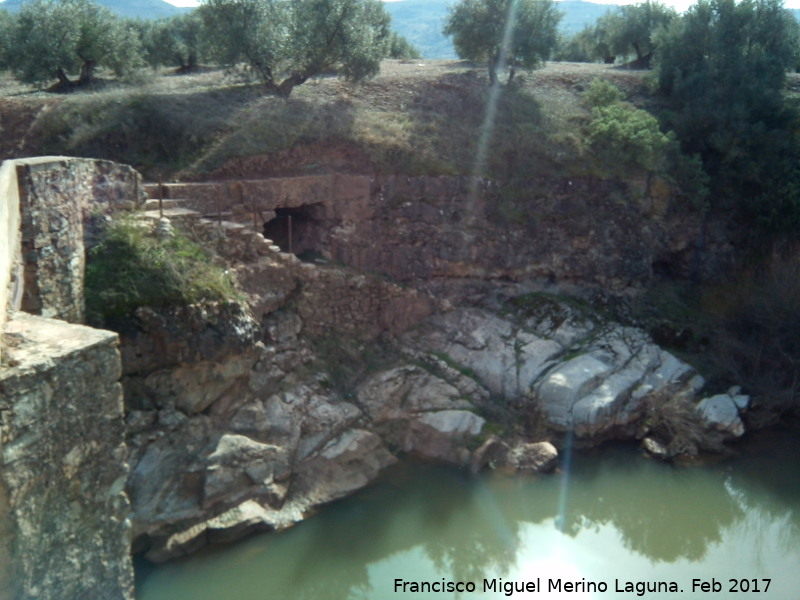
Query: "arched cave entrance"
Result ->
[[262, 204, 326, 260]]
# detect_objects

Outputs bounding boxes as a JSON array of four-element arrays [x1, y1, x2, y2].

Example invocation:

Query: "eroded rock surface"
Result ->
[[125, 291, 743, 562]]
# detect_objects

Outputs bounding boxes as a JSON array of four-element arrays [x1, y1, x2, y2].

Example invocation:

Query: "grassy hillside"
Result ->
[[1, 61, 655, 182]]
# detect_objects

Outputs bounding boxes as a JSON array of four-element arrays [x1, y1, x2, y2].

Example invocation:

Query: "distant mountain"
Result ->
[[0, 0, 189, 19], [385, 0, 619, 60]]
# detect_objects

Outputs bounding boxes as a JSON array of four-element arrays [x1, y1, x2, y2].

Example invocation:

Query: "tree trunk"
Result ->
[[488, 56, 499, 86], [507, 65, 516, 85], [275, 71, 308, 98], [78, 59, 96, 86], [56, 68, 73, 87]]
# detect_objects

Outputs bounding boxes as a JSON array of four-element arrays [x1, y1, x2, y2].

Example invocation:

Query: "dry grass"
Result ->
[[0, 60, 651, 180]]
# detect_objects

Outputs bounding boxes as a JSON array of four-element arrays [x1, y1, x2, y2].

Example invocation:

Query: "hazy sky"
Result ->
[[165, 0, 800, 13]]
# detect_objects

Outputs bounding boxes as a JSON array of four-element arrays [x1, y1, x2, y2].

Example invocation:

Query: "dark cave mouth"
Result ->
[[262, 204, 326, 258]]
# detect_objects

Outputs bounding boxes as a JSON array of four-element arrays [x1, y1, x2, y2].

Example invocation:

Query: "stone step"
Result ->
[[143, 207, 202, 220], [144, 198, 186, 210], [202, 210, 234, 220]]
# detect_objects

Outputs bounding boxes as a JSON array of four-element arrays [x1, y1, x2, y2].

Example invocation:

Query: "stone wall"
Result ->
[[0, 157, 137, 600], [155, 174, 735, 297], [0, 161, 20, 364], [0, 314, 132, 600], [16, 157, 142, 323]]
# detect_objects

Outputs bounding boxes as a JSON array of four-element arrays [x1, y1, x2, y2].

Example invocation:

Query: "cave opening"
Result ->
[[262, 204, 326, 260]]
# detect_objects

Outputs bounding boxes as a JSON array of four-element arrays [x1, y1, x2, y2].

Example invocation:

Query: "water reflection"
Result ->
[[136, 433, 800, 600]]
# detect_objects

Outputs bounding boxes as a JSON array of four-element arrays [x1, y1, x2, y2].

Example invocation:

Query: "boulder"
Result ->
[[505, 441, 559, 473], [696, 393, 747, 438]]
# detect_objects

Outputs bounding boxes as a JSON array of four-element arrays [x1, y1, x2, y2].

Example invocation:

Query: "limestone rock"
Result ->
[[696, 393, 747, 438], [357, 364, 487, 465], [404, 307, 705, 443], [298, 429, 396, 505], [402, 307, 562, 399]]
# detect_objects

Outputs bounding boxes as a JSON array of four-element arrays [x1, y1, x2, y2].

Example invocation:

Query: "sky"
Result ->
[[165, 0, 800, 13]]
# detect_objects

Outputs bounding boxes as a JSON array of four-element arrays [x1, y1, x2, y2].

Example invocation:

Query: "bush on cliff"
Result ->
[[583, 79, 708, 203], [85, 216, 236, 327], [706, 259, 800, 420]]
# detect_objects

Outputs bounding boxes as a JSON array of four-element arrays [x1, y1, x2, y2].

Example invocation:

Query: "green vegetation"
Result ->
[[1, 0, 142, 89], [387, 31, 422, 60], [656, 0, 800, 235], [200, 0, 392, 97], [706, 260, 800, 412], [136, 12, 208, 73], [0, 0, 416, 91], [443, 0, 562, 84], [582, 79, 708, 201], [31, 88, 237, 175], [84, 216, 236, 327], [557, 1, 676, 65], [598, 1, 676, 67], [586, 86, 673, 172]]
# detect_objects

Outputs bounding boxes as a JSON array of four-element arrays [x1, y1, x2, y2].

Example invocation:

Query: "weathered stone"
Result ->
[[12, 157, 142, 324], [404, 308, 562, 399], [696, 394, 746, 438], [143, 356, 252, 415], [642, 437, 670, 459], [358, 365, 475, 422], [299, 429, 396, 505], [505, 441, 559, 473], [203, 434, 289, 507], [0, 313, 132, 600], [537, 355, 613, 428]]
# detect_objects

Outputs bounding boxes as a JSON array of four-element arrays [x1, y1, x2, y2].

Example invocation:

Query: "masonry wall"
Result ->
[[156, 174, 736, 296], [0, 161, 20, 364], [0, 157, 136, 600], [15, 157, 142, 323], [0, 314, 133, 600]]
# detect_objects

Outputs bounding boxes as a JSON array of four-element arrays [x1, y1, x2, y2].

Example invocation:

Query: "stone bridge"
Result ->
[[0, 157, 138, 600]]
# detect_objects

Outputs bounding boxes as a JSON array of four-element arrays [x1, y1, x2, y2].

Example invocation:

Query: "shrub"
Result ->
[[586, 96, 674, 175], [582, 78, 625, 108], [583, 79, 708, 204], [84, 216, 237, 327], [708, 259, 800, 416]]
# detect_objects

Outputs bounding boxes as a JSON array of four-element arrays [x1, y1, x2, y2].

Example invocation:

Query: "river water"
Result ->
[[135, 431, 800, 600]]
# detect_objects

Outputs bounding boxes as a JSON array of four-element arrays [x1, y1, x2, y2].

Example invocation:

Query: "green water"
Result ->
[[135, 432, 800, 600]]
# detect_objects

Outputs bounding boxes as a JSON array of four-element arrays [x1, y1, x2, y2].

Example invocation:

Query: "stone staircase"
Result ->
[[139, 184, 285, 261]]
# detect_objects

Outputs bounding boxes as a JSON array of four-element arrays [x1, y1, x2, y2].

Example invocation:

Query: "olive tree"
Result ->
[[443, 0, 562, 85], [6, 0, 142, 89], [599, 1, 677, 68], [137, 12, 208, 73], [201, 0, 391, 97]]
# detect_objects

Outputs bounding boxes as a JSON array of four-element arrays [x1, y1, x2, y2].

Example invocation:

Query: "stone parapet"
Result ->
[[0, 313, 132, 600], [0, 161, 21, 364], [13, 157, 142, 324]]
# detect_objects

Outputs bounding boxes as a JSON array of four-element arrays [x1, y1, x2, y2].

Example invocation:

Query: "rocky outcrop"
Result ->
[[0, 157, 752, 593], [123, 288, 747, 563], [399, 300, 738, 450], [121, 298, 404, 562]]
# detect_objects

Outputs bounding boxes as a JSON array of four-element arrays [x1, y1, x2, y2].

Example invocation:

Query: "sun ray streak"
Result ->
[[555, 429, 574, 533]]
